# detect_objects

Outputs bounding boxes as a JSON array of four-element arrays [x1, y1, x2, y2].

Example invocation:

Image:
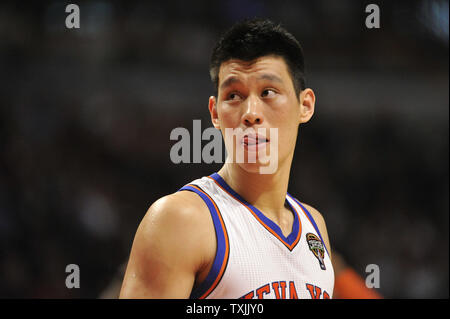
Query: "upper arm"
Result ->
[[302, 203, 332, 261], [119, 193, 211, 298]]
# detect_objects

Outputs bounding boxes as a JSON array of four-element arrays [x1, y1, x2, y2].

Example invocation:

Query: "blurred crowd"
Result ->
[[0, 0, 448, 298]]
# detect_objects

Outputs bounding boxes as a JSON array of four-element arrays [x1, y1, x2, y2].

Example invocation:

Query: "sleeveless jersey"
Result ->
[[178, 172, 334, 299]]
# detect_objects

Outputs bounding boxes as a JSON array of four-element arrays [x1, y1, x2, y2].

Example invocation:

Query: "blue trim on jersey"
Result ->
[[178, 184, 228, 299], [288, 194, 330, 258], [210, 173, 300, 247]]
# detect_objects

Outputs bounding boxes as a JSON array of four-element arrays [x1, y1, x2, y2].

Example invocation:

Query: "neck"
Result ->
[[217, 161, 292, 220]]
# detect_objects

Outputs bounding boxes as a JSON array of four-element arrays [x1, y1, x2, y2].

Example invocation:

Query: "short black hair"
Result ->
[[209, 18, 306, 97]]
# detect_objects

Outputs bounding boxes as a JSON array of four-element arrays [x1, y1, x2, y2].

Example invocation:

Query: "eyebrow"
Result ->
[[259, 74, 283, 84], [220, 77, 241, 91], [219, 74, 284, 91]]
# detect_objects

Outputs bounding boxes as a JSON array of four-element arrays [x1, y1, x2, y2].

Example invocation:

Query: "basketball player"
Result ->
[[120, 19, 334, 299]]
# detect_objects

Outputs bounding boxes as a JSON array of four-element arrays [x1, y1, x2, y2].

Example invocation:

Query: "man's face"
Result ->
[[209, 55, 315, 174]]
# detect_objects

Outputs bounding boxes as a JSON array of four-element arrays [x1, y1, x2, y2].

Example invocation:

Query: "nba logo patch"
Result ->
[[306, 233, 326, 270]]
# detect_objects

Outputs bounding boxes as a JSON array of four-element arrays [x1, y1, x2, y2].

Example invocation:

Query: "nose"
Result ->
[[242, 94, 264, 126]]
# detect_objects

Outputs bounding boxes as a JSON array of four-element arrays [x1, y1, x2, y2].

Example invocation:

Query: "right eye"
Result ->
[[227, 92, 242, 101]]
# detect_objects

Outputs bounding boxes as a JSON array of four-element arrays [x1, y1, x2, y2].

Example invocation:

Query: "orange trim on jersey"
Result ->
[[187, 184, 230, 299], [207, 177, 301, 251]]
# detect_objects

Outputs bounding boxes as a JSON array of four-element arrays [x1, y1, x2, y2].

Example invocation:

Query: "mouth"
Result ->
[[242, 134, 269, 146]]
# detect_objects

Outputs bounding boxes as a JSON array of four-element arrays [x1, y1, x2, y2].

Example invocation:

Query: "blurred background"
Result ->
[[0, 0, 448, 298]]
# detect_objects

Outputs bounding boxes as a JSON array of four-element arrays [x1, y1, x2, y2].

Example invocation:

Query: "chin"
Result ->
[[235, 161, 279, 175], [237, 162, 262, 174], [225, 148, 282, 175]]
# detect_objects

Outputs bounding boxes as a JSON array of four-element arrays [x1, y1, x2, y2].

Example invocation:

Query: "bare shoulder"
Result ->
[[300, 202, 325, 225], [300, 202, 333, 260], [120, 190, 215, 298], [143, 190, 212, 231], [138, 190, 216, 264]]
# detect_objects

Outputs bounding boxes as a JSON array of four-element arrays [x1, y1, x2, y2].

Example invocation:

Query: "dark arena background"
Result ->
[[0, 0, 448, 299]]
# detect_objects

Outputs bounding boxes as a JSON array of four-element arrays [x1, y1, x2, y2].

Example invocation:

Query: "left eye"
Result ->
[[261, 89, 276, 98]]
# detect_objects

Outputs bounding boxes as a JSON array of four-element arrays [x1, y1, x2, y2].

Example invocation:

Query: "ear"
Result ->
[[208, 96, 220, 129], [299, 88, 315, 124]]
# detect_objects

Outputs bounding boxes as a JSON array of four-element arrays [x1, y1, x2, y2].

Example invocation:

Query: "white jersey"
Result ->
[[178, 173, 334, 299]]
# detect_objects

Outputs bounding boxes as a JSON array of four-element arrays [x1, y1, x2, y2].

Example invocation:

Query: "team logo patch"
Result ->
[[306, 233, 326, 270]]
